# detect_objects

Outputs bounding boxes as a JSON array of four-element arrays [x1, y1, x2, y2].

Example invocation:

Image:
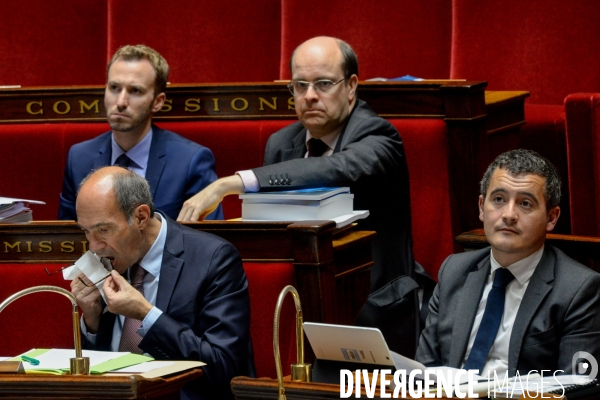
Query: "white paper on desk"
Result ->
[[0, 196, 46, 206], [62, 251, 112, 301], [19, 349, 128, 371]]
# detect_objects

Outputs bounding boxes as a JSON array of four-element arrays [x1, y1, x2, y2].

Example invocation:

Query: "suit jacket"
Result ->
[[84, 216, 255, 400], [58, 125, 223, 221], [415, 245, 600, 376], [252, 99, 414, 290]]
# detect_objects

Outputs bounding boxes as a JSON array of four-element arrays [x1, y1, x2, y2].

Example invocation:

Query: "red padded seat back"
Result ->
[[279, 0, 452, 80], [390, 119, 453, 279], [160, 120, 295, 219], [0, 264, 73, 356], [242, 262, 296, 378]]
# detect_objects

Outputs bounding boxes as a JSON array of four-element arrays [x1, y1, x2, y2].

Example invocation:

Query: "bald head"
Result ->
[[77, 166, 155, 222], [290, 36, 358, 80]]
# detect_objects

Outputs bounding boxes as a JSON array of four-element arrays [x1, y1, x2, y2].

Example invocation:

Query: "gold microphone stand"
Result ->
[[273, 285, 312, 400], [0, 285, 90, 375]]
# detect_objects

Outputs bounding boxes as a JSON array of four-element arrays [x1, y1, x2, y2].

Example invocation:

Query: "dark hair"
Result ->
[[113, 170, 155, 221], [480, 149, 561, 209], [78, 167, 155, 222], [336, 39, 358, 79], [107, 44, 169, 96], [289, 37, 359, 79]]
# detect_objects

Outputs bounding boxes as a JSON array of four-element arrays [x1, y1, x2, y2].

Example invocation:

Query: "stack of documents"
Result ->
[[0, 197, 45, 223], [239, 187, 368, 228]]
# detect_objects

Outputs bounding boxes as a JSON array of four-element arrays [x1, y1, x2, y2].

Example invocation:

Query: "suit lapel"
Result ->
[[508, 247, 554, 375], [282, 128, 308, 160], [145, 126, 166, 199], [95, 308, 117, 350], [449, 257, 491, 367], [156, 217, 184, 311], [93, 134, 112, 169]]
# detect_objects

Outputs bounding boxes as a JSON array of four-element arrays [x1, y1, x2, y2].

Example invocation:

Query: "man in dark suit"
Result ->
[[177, 36, 414, 292], [71, 167, 253, 400], [416, 149, 600, 378], [58, 44, 222, 221]]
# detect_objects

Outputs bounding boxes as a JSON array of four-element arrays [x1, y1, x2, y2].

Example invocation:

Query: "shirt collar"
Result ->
[[490, 245, 544, 286], [305, 130, 340, 152], [138, 212, 167, 278], [111, 127, 153, 169]]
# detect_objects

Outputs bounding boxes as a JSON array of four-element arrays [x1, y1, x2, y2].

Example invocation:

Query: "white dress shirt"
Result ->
[[462, 245, 544, 378]]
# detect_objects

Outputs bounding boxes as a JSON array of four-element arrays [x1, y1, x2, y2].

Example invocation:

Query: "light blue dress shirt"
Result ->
[[110, 128, 153, 178]]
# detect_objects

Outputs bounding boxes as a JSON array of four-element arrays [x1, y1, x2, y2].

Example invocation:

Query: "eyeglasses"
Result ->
[[79, 273, 111, 288], [45, 265, 74, 276], [287, 78, 347, 96], [45, 260, 112, 288]]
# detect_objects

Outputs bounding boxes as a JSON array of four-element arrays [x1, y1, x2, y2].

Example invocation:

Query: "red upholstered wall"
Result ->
[[279, 0, 452, 80], [0, 0, 107, 86], [450, 0, 600, 105], [106, 0, 282, 83]]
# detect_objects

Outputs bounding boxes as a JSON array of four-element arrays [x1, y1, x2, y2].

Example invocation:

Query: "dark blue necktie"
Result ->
[[463, 267, 515, 372], [113, 153, 131, 168]]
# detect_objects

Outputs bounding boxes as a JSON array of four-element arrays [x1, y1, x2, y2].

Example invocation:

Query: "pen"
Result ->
[[21, 355, 40, 365]]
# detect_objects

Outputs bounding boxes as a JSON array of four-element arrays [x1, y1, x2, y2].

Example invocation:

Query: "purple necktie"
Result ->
[[118, 264, 146, 354]]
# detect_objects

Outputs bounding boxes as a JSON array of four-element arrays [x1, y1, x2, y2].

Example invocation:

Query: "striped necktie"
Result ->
[[118, 264, 146, 354]]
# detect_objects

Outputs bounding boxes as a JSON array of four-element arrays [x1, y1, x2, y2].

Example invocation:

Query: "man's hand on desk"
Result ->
[[103, 271, 152, 321], [177, 175, 245, 221], [71, 272, 103, 334]]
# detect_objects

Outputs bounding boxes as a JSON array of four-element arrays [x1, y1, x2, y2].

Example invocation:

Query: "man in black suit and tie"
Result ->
[[416, 149, 600, 378], [177, 36, 415, 294], [71, 166, 254, 400]]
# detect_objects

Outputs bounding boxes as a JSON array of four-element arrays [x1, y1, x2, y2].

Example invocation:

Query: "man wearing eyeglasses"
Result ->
[[178, 36, 416, 295]]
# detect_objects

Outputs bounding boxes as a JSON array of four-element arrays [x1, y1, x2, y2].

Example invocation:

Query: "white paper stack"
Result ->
[[0, 197, 45, 223]]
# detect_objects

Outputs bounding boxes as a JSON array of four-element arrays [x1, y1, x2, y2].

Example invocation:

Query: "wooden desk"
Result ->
[[0, 369, 202, 399], [455, 229, 600, 273], [0, 220, 374, 326]]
